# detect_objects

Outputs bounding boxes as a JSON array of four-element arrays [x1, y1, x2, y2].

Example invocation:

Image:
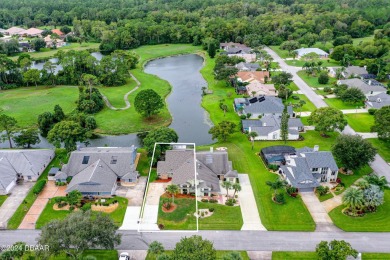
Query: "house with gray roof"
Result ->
[[365, 93, 390, 109], [157, 147, 239, 196], [58, 146, 139, 196], [234, 96, 293, 119], [337, 78, 387, 97], [328, 66, 375, 79], [294, 48, 328, 59], [235, 62, 260, 71], [0, 149, 54, 195], [242, 116, 304, 140], [279, 146, 338, 191]]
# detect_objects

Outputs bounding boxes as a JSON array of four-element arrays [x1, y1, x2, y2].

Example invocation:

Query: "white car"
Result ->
[[119, 252, 129, 260]]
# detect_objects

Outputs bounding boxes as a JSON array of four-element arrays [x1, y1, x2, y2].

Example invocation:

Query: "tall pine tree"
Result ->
[[280, 106, 289, 144]]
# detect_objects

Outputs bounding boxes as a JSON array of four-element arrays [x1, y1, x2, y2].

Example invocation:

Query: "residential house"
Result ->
[[18, 28, 43, 37], [236, 71, 270, 84], [260, 145, 296, 165], [328, 66, 376, 79], [0, 149, 54, 195], [337, 78, 387, 97], [278, 146, 339, 192], [18, 42, 33, 52], [365, 93, 390, 109], [228, 53, 256, 63], [220, 42, 249, 50], [44, 35, 66, 48], [157, 147, 239, 196], [242, 115, 304, 140], [4, 27, 25, 36], [235, 62, 260, 71], [245, 81, 277, 96], [51, 29, 65, 38], [294, 48, 329, 59], [56, 146, 139, 196], [234, 96, 293, 119]]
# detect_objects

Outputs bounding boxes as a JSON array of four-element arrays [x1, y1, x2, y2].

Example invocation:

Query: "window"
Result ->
[[82, 156, 90, 164], [27, 176, 32, 180], [110, 156, 118, 164], [312, 168, 318, 172], [331, 171, 336, 176]]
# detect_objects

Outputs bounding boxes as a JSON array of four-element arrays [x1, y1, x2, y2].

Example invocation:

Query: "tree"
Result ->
[[280, 40, 300, 55], [143, 127, 179, 157], [166, 184, 179, 203], [272, 72, 293, 86], [342, 187, 365, 214], [332, 135, 377, 170], [339, 87, 365, 104], [31, 38, 46, 51], [60, 26, 71, 34], [209, 121, 236, 142], [208, 41, 216, 58], [81, 74, 98, 98], [0, 242, 26, 259], [319, 29, 333, 45], [266, 179, 287, 196], [232, 183, 241, 198], [47, 120, 86, 152], [67, 190, 82, 206], [23, 68, 40, 87], [363, 184, 384, 212], [38, 111, 55, 137], [37, 211, 121, 259], [333, 36, 353, 47], [330, 44, 355, 61], [53, 104, 65, 122], [372, 106, 390, 141], [222, 251, 243, 260], [13, 128, 40, 148], [364, 174, 388, 191], [318, 72, 329, 84], [222, 181, 232, 197], [280, 106, 289, 143], [173, 235, 216, 260], [316, 240, 358, 260], [148, 241, 165, 257], [308, 107, 347, 136], [277, 85, 292, 100], [134, 89, 164, 118], [0, 114, 17, 148], [43, 60, 57, 86]]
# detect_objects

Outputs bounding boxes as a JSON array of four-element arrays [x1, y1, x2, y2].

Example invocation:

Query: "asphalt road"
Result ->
[[2, 230, 390, 252], [264, 47, 390, 180]]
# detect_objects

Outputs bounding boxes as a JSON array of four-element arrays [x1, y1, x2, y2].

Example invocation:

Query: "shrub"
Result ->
[[323, 86, 332, 93], [286, 186, 298, 195], [158, 223, 165, 230], [268, 164, 279, 171], [225, 198, 236, 206], [368, 108, 377, 115], [69, 206, 75, 211], [209, 208, 215, 212], [205, 211, 208, 215], [274, 193, 285, 204], [66, 176, 72, 183], [33, 180, 47, 195], [201, 212, 204, 217], [240, 115, 247, 119], [201, 199, 209, 203], [318, 72, 329, 84], [81, 203, 91, 212], [316, 186, 330, 196], [209, 199, 217, 203]]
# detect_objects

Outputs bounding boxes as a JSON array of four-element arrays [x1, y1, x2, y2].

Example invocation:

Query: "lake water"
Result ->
[[144, 54, 213, 145]]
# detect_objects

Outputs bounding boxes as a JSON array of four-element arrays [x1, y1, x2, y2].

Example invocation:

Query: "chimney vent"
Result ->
[[313, 145, 319, 152]]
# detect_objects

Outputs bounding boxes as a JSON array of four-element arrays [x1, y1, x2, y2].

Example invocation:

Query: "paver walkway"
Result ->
[[238, 174, 266, 231], [18, 181, 66, 229], [0, 182, 34, 229], [300, 192, 339, 232]]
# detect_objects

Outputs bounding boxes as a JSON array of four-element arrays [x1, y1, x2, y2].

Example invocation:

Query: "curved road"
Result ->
[[264, 47, 390, 180]]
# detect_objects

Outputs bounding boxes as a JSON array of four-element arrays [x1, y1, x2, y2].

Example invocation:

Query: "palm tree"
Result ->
[[166, 184, 180, 203], [298, 100, 306, 116], [222, 181, 232, 197], [251, 91, 257, 97], [364, 174, 388, 190], [342, 187, 364, 213], [232, 183, 242, 198], [355, 179, 370, 190], [266, 179, 287, 196]]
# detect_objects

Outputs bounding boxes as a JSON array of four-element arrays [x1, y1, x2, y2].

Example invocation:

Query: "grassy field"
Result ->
[[338, 165, 373, 189], [0, 195, 7, 207], [272, 252, 390, 260], [157, 197, 243, 230], [325, 98, 364, 110], [353, 36, 374, 46], [7, 149, 68, 229], [317, 192, 334, 202], [136, 148, 150, 176], [297, 70, 337, 88], [345, 113, 375, 132], [285, 59, 339, 67], [146, 251, 250, 260], [285, 94, 317, 112], [269, 46, 290, 59], [0, 86, 78, 128], [36, 196, 128, 229], [329, 190, 390, 232], [367, 139, 390, 162]]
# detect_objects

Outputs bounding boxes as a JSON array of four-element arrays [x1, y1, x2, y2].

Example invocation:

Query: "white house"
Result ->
[[294, 48, 329, 59]]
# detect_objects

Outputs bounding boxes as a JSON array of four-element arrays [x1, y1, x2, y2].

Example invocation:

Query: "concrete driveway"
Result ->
[[19, 181, 66, 229], [139, 182, 167, 231], [0, 181, 34, 229], [238, 174, 266, 231]]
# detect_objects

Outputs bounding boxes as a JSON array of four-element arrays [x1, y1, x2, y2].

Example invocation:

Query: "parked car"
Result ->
[[119, 252, 129, 260]]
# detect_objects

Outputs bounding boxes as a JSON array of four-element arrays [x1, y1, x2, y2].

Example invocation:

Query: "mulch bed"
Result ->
[[162, 203, 177, 213], [154, 178, 172, 183], [161, 192, 195, 199]]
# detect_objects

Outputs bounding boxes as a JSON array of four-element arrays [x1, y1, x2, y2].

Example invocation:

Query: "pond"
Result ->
[[144, 54, 213, 145]]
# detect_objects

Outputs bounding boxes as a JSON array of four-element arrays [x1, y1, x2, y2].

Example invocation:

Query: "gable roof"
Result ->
[[51, 29, 64, 36], [280, 158, 320, 189], [220, 42, 248, 49], [366, 93, 390, 109], [301, 151, 339, 172], [235, 62, 260, 71], [338, 78, 387, 94], [5, 27, 25, 35], [345, 66, 368, 77], [19, 28, 43, 36], [157, 150, 195, 186], [246, 81, 276, 96], [0, 157, 17, 192], [294, 48, 328, 57], [234, 96, 293, 115], [237, 71, 270, 83]]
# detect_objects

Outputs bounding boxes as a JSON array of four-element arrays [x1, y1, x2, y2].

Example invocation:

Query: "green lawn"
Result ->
[[297, 70, 337, 88], [362, 253, 390, 259], [285, 59, 339, 67], [300, 117, 310, 125], [0, 195, 7, 207], [136, 148, 150, 176], [317, 192, 334, 202], [7, 149, 68, 229], [146, 251, 250, 260], [338, 165, 373, 189], [272, 251, 317, 260], [325, 98, 364, 110], [48, 250, 118, 260], [269, 46, 290, 59], [329, 189, 390, 231], [97, 78, 138, 108], [157, 197, 243, 230], [353, 35, 374, 46], [367, 139, 390, 162], [36, 196, 128, 229], [0, 86, 78, 128], [285, 94, 317, 112], [345, 113, 375, 132]]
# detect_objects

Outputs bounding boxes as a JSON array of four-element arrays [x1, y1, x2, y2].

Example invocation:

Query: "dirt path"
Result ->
[[101, 73, 140, 110]]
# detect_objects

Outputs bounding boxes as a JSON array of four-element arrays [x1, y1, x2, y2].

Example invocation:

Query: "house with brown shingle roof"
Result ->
[[51, 29, 64, 37], [18, 28, 43, 37], [236, 71, 270, 84], [5, 27, 25, 36]]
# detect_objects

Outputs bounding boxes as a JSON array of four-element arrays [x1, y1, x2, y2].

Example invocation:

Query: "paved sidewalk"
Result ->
[[238, 174, 266, 231], [358, 132, 378, 139], [341, 109, 368, 114], [18, 181, 66, 229], [0, 182, 34, 229]]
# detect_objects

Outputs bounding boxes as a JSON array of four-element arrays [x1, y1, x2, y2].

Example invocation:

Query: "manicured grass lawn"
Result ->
[[353, 35, 374, 46], [269, 46, 290, 59], [98, 78, 137, 108], [345, 113, 375, 132], [0, 86, 78, 128], [47, 250, 118, 260], [367, 139, 390, 162], [36, 196, 128, 229], [329, 189, 390, 231], [285, 59, 339, 67], [317, 192, 334, 202], [362, 253, 390, 259], [7, 149, 68, 229], [0, 195, 7, 207], [285, 94, 317, 112], [272, 251, 317, 259], [136, 148, 150, 176], [146, 251, 250, 260], [300, 117, 310, 126], [156, 197, 243, 230], [325, 98, 364, 110], [297, 70, 337, 88], [338, 165, 373, 189]]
